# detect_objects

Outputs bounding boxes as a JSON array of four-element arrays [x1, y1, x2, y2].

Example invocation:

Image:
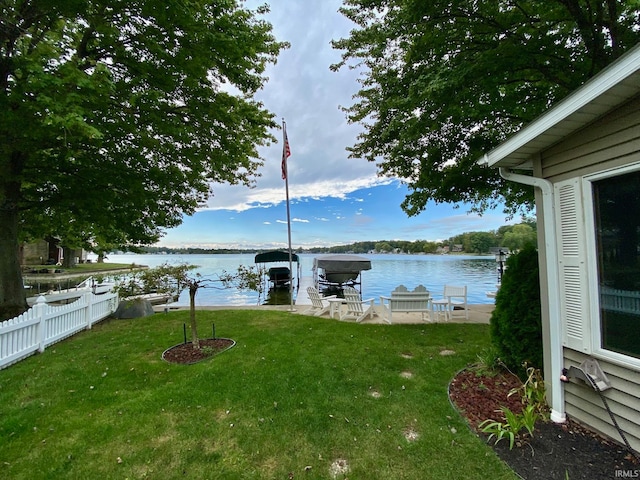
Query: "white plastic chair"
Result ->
[[431, 285, 468, 321], [340, 287, 375, 322], [303, 286, 336, 316]]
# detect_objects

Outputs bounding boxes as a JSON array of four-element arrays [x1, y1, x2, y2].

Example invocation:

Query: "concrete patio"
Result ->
[[157, 303, 494, 325]]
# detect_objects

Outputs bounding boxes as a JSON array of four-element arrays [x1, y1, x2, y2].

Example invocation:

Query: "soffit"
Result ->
[[481, 44, 640, 169]]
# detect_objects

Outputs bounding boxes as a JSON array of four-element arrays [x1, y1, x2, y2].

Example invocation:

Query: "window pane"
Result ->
[[593, 170, 640, 359]]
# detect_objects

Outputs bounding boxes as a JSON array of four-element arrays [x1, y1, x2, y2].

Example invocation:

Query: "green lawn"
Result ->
[[0, 310, 516, 479]]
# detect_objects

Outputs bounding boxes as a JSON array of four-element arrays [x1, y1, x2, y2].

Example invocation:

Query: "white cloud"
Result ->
[[192, 0, 388, 214], [203, 176, 392, 212], [154, 1, 514, 250]]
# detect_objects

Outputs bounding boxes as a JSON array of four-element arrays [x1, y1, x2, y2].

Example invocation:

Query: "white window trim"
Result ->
[[583, 162, 640, 371]]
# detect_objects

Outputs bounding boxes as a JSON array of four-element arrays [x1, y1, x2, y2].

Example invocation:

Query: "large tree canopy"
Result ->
[[0, 0, 286, 317], [331, 0, 639, 215]]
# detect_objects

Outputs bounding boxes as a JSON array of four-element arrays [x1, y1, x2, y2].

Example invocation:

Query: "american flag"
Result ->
[[281, 125, 291, 180]]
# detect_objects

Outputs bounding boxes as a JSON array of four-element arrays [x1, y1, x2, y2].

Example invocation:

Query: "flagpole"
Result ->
[[282, 119, 295, 312]]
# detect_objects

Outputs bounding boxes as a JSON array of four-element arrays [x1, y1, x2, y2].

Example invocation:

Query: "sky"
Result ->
[[157, 0, 514, 250]]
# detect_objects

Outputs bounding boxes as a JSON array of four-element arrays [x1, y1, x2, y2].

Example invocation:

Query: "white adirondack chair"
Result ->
[[431, 285, 468, 321], [303, 286, 336, 316], [340, 287, 375, 323]]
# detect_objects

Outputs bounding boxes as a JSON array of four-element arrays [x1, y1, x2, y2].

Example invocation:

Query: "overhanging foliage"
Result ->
[[0, 0, 287, 317], [332, 0, 639, 216]]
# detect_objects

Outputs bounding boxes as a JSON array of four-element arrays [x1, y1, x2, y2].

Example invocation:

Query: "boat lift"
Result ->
[[254, 250, 301, 304], [312, 254, 372, 296]]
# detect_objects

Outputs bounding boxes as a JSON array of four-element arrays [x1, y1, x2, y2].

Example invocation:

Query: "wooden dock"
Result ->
[[295, 276, 314, 306]]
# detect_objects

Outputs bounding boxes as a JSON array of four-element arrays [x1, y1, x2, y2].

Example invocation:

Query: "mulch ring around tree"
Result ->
[[162, 338, 235, 364], [449, 369, 639, 480]]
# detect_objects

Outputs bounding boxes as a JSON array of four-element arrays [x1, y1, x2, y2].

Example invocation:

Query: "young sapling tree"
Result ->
[[112, 263, 262, 349]]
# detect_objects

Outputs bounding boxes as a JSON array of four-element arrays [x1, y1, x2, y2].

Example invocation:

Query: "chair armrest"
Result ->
[[363, 298, 375, 305]]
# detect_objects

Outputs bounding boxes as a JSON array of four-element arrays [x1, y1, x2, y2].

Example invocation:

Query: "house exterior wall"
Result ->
[[21, 241, 50, 265], [564, 349, 640, 452], [536, 94, 640, 452], [541, 95, 640, 181]]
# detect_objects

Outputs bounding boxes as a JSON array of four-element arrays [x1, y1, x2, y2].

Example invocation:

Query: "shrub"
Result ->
[[490, 246, 543, 378]]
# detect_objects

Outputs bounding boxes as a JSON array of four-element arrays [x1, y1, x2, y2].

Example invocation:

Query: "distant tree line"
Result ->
[[308, 218, 536, 254], [141, 247, 258, 255], [138, 219, 536, 256]]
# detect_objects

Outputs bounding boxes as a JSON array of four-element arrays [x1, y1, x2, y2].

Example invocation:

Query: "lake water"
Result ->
[[97, 253, 500, 306]]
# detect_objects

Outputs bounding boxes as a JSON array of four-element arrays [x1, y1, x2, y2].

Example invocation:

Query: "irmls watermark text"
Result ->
[[615, 470, 640, 478]]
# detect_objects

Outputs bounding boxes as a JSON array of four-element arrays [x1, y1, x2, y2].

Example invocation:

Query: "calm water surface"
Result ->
[[99, 253, 500, 306]]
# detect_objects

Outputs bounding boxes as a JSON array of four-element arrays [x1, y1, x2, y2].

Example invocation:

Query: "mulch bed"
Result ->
[[449, 369, 639, 479], [162, 338, 235, 364]]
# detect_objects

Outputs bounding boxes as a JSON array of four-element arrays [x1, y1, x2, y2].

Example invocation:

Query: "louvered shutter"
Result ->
[[555, 178, 591, 352]]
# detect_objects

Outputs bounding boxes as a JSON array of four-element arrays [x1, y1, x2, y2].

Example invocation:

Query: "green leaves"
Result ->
[[479, 404, 540, 450], [1, 0, 287, 313], [480, 365, 548, 450], [332, 0, 640, 216], [490, 247, 543, 377], [4, 0, 287, 233]]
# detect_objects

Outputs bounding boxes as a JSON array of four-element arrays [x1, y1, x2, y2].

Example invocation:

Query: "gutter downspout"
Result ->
[[496, 164, 566, 424]]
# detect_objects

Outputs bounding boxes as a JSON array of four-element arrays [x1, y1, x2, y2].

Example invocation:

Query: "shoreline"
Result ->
[[154, 303, 494, 325]]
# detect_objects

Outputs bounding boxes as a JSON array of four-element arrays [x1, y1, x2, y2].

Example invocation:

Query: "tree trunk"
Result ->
[[0, 200, 28, 319], [97, 253, 105, 263], [62, 246, 77, 268], [189, 283, 199, 349]]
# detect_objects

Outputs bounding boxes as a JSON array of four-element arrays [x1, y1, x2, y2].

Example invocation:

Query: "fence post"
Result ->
[[84, 291, 93, 330], [34, 296, 48, 353]]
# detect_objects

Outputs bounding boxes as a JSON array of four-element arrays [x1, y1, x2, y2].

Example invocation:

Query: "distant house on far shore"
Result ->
[[436, 245, 450, 254]]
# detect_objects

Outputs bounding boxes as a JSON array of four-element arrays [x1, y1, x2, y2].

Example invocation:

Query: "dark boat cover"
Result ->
[[254, 250, 299, 264]]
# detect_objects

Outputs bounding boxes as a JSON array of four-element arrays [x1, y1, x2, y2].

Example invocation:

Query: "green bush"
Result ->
[[490, 246, 543, 378]]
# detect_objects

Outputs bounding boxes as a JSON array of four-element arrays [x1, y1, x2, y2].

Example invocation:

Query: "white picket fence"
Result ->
[[600, 286, 640, 315], [0, 290, 119, 370]]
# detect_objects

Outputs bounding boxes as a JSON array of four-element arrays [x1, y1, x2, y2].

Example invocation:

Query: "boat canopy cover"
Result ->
[[313, 255, 371, 272], [254, 250, 299, 264]]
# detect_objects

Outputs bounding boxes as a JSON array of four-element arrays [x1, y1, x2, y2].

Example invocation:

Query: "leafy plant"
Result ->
[[519, 404, 539, 437], [471, 346, 503, 377], [480, 365, 548, 449], [480, 404, 539, 450], [480, 408, 520, 450], [509, 364, 548, 418]]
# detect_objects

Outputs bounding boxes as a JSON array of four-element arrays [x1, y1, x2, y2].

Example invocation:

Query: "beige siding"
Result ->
[[541, 95, 640, 181], [564, 349, 640, 453], [535, 95, 640, 455]]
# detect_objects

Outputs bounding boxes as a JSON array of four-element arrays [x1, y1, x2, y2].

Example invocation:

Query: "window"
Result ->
[[592, 169, 640, 360]]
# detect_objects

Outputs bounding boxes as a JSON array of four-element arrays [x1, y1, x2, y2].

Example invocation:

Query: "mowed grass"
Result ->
[[0, 310, 516, 479]]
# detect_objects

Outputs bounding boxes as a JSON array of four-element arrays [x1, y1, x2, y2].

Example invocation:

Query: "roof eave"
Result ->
[[480, 44, 640, 169]]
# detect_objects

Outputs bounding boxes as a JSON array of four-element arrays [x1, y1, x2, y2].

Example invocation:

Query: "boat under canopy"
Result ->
[[313, 254, 372, 295], [254, 250, 300, 291]]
